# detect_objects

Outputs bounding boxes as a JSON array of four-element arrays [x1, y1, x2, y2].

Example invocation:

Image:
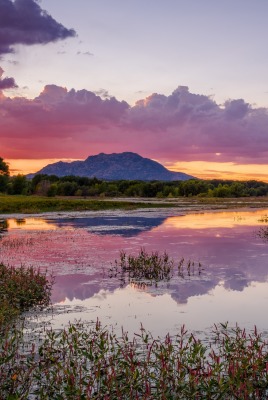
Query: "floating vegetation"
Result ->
[[110, 249, 203, 286], [257, 227, 268, 242], [1, 236, 34, 249], [2, 321, 268, 399]]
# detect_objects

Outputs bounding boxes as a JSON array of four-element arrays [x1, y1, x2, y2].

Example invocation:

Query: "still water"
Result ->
[[1, 208, 268, 337]]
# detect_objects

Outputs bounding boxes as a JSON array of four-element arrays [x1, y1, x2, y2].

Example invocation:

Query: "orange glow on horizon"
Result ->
[[166, 161, 268, 182], [7, 159, 83, 176], [5, 158, 268, 182]]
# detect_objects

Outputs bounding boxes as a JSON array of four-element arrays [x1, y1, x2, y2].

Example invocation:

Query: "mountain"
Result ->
[[30, 152, 195, 181]]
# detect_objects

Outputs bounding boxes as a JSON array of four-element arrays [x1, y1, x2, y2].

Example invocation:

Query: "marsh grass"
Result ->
[[2, 320, 268, 399], [0, 195, 175, 214], [110, 249, 203, 286], [1, 195, 268, 215]]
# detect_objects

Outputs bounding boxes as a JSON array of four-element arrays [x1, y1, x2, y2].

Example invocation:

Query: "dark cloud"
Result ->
[[0, 65, 17, 89], [0, 0, 76, 55], [0, 76, 17, 89]]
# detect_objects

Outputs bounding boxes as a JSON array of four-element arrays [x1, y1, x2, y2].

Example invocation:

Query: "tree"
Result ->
[[10, 175, 29, 195], [0, 157, 9, 192], [0, 157, 9, 176]]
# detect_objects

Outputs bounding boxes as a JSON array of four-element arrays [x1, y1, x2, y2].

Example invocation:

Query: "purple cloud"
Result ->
[[1, 85, 268, 164], [0, 66, 17, 89], [0, 76, 17, 89], [0, 0, 76, 55]]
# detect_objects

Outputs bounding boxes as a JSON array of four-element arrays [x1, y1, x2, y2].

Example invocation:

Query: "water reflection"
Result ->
[[1, 209, 268, 335], [45, 215, 167, 237], [0, 219, 8, 234]]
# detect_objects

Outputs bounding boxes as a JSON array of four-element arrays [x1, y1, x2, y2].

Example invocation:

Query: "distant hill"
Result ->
[[30, 152, 195, 181]]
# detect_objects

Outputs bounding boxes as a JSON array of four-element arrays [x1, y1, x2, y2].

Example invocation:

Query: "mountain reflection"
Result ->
[[44, 216, 167, 237]]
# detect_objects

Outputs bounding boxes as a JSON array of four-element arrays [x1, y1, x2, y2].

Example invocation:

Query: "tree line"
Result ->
[[1, 157, 268, 198], [2, 174, 268, 198]]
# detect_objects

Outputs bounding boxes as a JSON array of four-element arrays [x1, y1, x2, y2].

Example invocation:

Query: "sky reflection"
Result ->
[[1, 209, 268, 335]]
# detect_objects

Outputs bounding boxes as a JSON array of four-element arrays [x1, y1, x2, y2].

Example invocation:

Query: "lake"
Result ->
[[1, 207, 268, 337]]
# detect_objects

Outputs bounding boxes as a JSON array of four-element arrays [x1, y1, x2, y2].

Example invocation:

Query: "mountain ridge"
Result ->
[[29, 152, 195, 181]]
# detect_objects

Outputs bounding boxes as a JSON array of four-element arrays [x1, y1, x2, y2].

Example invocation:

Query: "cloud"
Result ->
[[77, 51, 94, 56], [0, 66, 17, 89], [1, 85, 268, 164], [94, 89, 111, 99], [0, 0, 76, 56], [0, 76, 17, 89]]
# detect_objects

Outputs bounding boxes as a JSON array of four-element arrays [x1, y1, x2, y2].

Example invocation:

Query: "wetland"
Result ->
[[1, 204, 268, 337]]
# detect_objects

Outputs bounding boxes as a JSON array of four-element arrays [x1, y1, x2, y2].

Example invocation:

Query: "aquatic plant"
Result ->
[[258, 227, 268, 241], [110, 249, 203, 286], [2, 321, 268, 399]]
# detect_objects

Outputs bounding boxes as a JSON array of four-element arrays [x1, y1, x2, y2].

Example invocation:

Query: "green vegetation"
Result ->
[[110, 249, 202, 286], [0, 157, 10, 194], [0, 195, 174, 214], [11, 174, 268, 197], [0, 264, 52, 329], [2, 320, 268, 399], [1, 193, 268, 215]]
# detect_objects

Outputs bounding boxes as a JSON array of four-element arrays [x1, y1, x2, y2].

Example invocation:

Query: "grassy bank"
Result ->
[[0, 195, 176, 214], [1, 194, 268, 215]]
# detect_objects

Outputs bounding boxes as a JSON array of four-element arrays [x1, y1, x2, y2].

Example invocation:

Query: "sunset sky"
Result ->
[[1, 0, 268, 180]]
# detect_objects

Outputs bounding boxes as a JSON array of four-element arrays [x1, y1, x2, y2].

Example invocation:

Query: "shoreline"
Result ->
[[1, 197, 268, 220]]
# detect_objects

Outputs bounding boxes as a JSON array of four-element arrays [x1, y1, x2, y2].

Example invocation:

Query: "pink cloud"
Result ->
[[1, 85, 268, 163]]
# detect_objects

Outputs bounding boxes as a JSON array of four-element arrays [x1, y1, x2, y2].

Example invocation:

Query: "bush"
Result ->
[[0, 264, 52, 329]]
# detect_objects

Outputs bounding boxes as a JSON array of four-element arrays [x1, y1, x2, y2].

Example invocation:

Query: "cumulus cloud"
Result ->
[[0, 0, 76, 56], [0, 66, 17, 89], [1, 85, 268, 163]]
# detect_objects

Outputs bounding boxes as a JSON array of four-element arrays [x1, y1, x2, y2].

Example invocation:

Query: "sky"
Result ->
[[1, 0, 268, 180]]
